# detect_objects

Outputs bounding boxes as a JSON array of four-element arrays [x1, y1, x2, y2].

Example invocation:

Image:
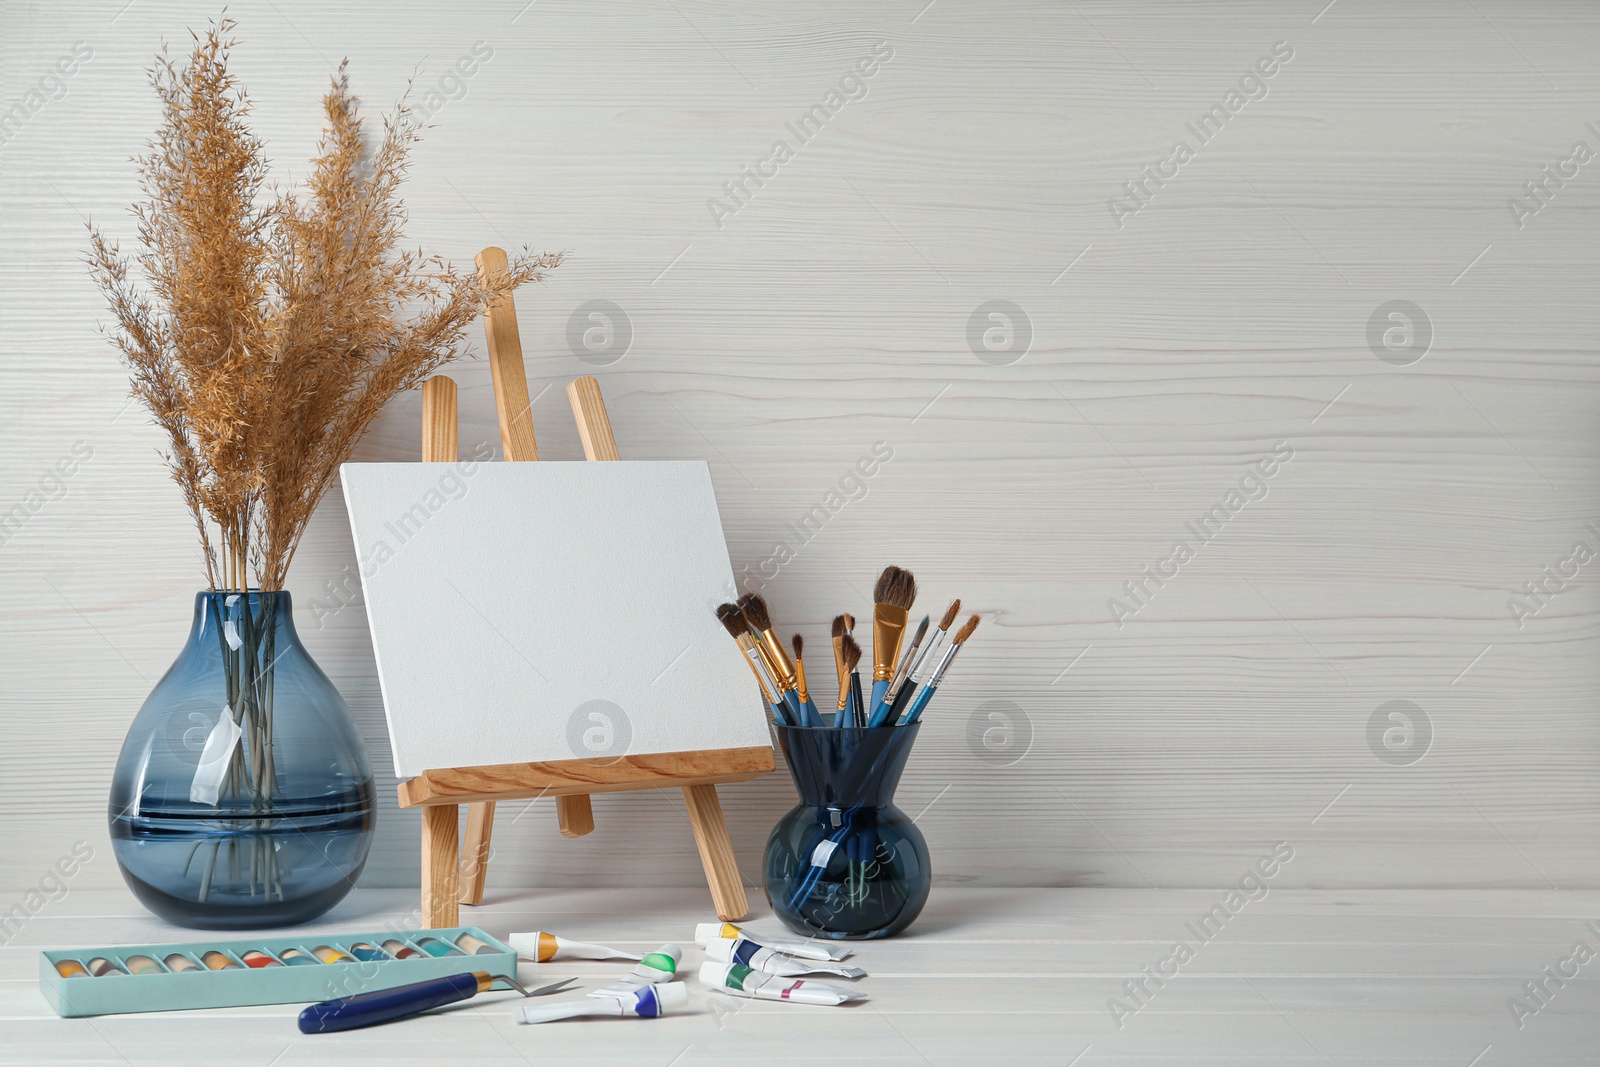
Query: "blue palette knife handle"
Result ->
[[299, 972, 575, 1033]]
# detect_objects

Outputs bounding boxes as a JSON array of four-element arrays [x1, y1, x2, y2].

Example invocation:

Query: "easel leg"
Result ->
[[557, 795, 595, 838], [459, 801, 495, 906], [681, 784, 749, 921], [421, 804, 460, 928]]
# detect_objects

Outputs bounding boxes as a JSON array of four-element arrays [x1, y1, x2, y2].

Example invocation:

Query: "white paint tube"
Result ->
[[513, 981, 687, 1024], [698, 961, 866, 1006], [705, 936, 865, 979], [589, 944, 681, 998], [693, 921, 852, 961], [507, 931, 643, 962]]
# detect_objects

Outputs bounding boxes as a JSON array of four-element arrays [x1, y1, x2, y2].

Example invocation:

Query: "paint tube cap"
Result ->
[[694, 922, 739, 945], [645, 943, 683, 969], [698, 960, 734, 988], [652, 981, 690, 1010], [506, 932, 548, 958], [703, 937, 738, 963]]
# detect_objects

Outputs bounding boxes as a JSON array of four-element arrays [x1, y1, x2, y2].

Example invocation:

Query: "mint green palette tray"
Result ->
[[40, 926, 514, 1017]]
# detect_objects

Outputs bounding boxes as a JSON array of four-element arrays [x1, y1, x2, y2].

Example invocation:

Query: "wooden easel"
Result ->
[[400, 247, 774, 928]]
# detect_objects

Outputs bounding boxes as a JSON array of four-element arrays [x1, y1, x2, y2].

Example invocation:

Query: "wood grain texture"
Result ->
[[4, 887, 1599, 1063], [2, 0, 1600, 896], [475, 246, 539, 463], [458, 798, 495, 906], [420, 376, 458, 464], [567, 375, 621, 462], [397, 745, 777, 807], [680, 781, 751, 920], [420, 804, 459, 929]]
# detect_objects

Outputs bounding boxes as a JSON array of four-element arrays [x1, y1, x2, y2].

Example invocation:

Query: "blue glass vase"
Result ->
[[763, 723, 931, 940], [109, 591, 374, 928]]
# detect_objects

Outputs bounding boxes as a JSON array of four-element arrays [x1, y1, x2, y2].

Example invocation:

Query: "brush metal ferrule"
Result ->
[[926, 642, 962, 688], [872, 606, 910, 682], [794, 659, 810, 704], [737, 636, 778, 702], [906, 629, 946, 685], [760, 628, 798, 690]]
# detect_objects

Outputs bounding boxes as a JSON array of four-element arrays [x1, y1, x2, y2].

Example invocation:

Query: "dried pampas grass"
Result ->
[[89, 18, 561, 591]]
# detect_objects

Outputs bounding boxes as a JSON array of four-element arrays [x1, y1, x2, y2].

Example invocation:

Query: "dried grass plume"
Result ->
[[88, 18, 561, 591]]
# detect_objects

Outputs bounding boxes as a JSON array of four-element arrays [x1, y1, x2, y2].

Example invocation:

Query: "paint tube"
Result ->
[[507, 931, 643, 962], [694, 922, 852, 961], [513, 981, 687, 1024], [698, 961, 866, 1006], [589, 944, 681, 998], [704, 936, 865, 979]]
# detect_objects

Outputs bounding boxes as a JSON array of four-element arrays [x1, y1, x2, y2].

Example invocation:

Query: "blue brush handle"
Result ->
[[901, 682, 938, 725], [770, 699, 796, 727], [800, 695, 823, 728], [781, 690, 812, 727], [299, 972, 481, 1033], [866, 692, 899, 727], [870, 679, 889, 713]]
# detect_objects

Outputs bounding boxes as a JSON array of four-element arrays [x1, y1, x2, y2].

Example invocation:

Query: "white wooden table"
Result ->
[[4, 888, 1595, 1065]]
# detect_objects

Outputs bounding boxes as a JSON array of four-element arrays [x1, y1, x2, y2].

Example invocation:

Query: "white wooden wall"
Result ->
[[3, 0, 1598, 897]]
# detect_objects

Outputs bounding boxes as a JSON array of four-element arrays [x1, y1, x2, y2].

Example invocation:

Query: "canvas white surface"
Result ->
[[339, 461, 771, 778]]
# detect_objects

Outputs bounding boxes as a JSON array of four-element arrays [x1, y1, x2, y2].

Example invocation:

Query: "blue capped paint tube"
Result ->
[[704, 935, 864, 978], [512, 981, 687, 1024]]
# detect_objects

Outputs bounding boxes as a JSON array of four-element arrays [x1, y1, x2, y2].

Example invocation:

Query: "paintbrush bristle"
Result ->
[[831, 614, 849, 639], [791, 632, 804, 658], [715, 603, 749, 639], [873, 566, 917, 610], [737, 593, 772, 633], [909, 615, 929, 645], [953, 614, 980, 644], [938, 598, 961, 631], [841, 634, 861, 672]]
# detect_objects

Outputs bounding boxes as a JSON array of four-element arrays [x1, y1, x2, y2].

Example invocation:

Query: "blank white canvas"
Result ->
[[339, 461, 772, 778]]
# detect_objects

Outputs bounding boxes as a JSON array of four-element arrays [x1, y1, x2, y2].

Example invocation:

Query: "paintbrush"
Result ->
[[791, 633, 821, 725], [838, 635, 862, 728], [885, 598, 960, 725], [872, 613, 927, 724], [739, 594, 813, 726], [868, 567, 917, 715], [716, 603, 792, 725], [830, 614, 852, 701], [901, 614, 980, 725]]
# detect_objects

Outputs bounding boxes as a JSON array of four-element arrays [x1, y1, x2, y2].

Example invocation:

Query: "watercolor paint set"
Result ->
[[39, 927, 514, 1017]]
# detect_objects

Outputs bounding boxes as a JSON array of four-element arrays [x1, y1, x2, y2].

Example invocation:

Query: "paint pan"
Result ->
[[453, 933, 497, 956], [380, 940, 423, 960], [415, 937, 464, 958]]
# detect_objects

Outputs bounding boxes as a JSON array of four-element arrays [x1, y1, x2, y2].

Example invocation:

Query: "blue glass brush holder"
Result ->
[[108, 591, 375, 928], [763, 723, 931, 940]]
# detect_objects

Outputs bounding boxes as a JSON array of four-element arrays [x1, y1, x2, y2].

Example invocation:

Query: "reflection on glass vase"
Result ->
[[109, 591, 374, 928], [763, 723, 931, 940]]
